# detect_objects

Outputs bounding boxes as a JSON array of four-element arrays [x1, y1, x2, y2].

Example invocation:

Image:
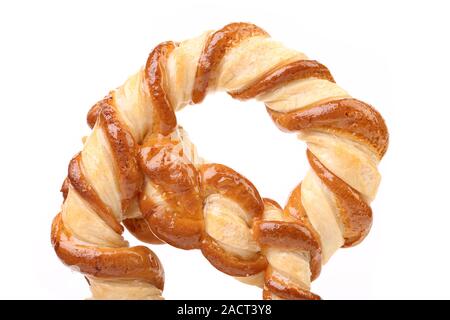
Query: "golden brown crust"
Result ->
[[200, 163, 264, 219], [192, 22, 269, 104], [140, 190, 204, 250], [145, 42, 178, 135], [307, 150, 372, 247], [60, 177, 70, 200], [268, 98, 389, 157], [201, 235, 268, 276], [97, 98, 143, 212], [139, 133, 203, 249], [262, 192, 322, 285], [284, 184, 322, 281], [68, 153, 123, 234], [264, 266, 321, 300], [51, 213, 164, 290], [254, 220, 321, 278], [262, 198, 282, 210], [199, 163, 266, 275], [86, 96, 107, 129], [230, 60, 334, 100], [123, 217, 164, 245]]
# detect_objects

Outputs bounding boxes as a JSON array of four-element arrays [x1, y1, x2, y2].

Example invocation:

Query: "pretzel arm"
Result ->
[[52, 23, 388, 300], [52, 71, 164, 299], [138, 22, 387, 299]]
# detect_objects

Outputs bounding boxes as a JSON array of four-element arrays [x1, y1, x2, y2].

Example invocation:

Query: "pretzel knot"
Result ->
[[51, 22, 388, 299]]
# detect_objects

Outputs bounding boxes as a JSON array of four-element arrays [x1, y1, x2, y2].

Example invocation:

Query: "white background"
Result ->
[[0, 0, 449, 299]]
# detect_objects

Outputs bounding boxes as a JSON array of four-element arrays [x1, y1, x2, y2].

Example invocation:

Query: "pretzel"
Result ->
[[51, 22, 388, 300]]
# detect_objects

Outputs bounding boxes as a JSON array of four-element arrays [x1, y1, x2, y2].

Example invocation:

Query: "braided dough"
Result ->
[[51, 23, 388, 300]]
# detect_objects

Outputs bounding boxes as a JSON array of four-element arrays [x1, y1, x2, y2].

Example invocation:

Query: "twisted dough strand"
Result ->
[[52, 22, 388, 299], [52, 71, 164, 299]]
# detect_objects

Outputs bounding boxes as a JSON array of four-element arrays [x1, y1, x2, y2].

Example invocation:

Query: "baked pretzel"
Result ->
[[51, 22, 388, 300]]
